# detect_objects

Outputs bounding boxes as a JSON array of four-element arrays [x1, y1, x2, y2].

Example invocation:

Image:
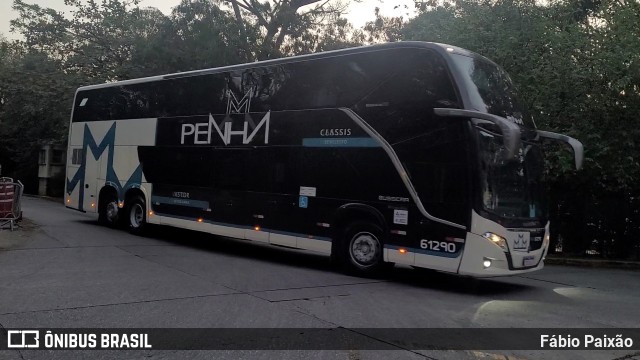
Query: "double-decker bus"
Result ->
[[65, 42, 583, 277]]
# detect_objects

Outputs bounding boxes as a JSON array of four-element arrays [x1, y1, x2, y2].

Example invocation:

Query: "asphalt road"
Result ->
[[1, 196, 639, 360]]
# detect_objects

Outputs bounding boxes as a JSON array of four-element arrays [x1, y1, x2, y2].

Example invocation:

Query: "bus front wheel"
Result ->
[[126, 196, 147, 235], [338, 221, 385, 275]]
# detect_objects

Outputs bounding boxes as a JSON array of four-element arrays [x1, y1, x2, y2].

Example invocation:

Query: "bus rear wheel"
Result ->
[[126, 196, 147, 235], [98, 194, 119, 227], [339, 221, 385, 275]]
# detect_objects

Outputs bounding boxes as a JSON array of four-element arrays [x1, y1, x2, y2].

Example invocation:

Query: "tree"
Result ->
[[403, 0, 640, 258], [1, 0, 366, 194], [127, 0, 253, 77], [361, 7, 404, 43], [222, 0, 350, 59], [0, 45, 82, 191]]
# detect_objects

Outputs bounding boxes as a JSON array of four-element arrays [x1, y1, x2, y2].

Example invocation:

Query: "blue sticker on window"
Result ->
[[299, 196, 308, 208]]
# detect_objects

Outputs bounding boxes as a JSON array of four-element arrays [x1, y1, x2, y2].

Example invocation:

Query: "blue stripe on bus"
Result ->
[[66, 122, 143, 211], [154, 212, 331, 241], [385, 244, 463, 259], [152, 196, 209, 209], [302, 137, 380, 148]]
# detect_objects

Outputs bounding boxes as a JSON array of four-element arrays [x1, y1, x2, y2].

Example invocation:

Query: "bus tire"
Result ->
[[340, 221, 385, 275], [98, 193, 119, 227], [126, 196, 147, 235]]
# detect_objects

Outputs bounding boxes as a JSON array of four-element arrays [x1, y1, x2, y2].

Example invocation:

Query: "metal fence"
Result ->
[[0, 177, 23, 231]]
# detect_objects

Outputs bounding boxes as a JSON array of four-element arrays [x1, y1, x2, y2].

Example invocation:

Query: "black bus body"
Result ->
[[65, 42, 583, 277]]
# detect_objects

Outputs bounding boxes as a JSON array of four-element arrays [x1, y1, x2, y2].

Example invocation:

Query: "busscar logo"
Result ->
[[7, 330, 39, 348], [181, 88, 270, 145], [513, 233, 529, 250]]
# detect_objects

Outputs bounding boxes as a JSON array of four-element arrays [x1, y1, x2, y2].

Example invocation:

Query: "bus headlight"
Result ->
[[483, 232, 508, 252]]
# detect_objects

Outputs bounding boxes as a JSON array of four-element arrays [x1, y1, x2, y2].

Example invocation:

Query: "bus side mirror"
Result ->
[[537, 130, 584, 170], [434, 108, 522, 160]]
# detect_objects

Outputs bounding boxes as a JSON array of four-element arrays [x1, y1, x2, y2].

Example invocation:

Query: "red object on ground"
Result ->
[[0, 182, 15, 219]]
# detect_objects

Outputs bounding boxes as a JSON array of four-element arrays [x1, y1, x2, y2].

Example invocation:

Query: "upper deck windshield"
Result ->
[[449, 52, 547, 222], [449, 53, 536, 130]]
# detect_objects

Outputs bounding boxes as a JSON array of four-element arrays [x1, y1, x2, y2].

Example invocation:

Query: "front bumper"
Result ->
[[458, 232, 548, 277]]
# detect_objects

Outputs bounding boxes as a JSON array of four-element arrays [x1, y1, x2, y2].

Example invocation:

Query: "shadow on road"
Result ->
[[74, 219, 535, 297], [388, 267, 535, 296]]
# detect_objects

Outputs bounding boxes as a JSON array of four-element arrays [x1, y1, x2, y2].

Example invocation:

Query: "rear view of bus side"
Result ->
[[65, 42, 583, 277]]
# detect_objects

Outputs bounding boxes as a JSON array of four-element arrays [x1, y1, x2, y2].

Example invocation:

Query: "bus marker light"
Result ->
[[66, 198, 71, 204], [399, 248, 407, 254], [390, 230, 407, 235], [91, 203, 95, 208], [254, 226, 260, 231], [118, 201, 124, 208], [197, 218, 203, 223], [148, 211, 154, 216]]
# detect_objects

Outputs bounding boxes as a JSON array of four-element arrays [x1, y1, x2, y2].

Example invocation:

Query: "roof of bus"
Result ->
[[76, 41, 480, 92]]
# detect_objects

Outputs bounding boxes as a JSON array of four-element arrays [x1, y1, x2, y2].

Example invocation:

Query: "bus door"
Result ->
[[83, 148, 101, 212]]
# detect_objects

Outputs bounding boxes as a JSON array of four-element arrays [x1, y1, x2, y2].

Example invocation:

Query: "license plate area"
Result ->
[[523, 255, 536, 267]]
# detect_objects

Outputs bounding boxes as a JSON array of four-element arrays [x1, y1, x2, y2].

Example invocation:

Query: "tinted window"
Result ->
[[138, 146, 214, 187], [450, 54, 535, 128], [73, 47, 457, 122], [73, 75, 228, 122], [395, 121, 470, 225], [355, 48, 460, 144]]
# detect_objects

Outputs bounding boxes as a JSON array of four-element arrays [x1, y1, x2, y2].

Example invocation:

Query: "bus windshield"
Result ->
[[450, 53, 536, 129], [476, 125, 547, 220], [449, 52, 547, 220]]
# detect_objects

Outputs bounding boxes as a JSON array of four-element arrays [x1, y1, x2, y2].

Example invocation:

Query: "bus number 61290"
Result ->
[[420, 239, 456, 253]]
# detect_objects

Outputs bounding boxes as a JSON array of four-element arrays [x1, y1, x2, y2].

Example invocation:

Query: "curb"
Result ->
[[545, 256, 640, 270]]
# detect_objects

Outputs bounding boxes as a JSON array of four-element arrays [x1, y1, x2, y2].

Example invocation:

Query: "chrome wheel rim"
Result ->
[[130, 203, 144, 228], [350, 231, 380, 266]]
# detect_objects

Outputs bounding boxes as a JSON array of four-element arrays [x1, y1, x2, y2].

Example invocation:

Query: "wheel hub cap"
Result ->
[[130, 204, 144, 228], [351, 232, 379, 265]]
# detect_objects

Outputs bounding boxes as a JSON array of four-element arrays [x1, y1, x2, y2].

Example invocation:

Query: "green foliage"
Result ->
[[0, 0, 359, 185], [128, 0, 254, 76], [222, 0, 357, 58], [361, 7, 404, 43], [404, 0, 640, 258], [0, 44, 82, 191]]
